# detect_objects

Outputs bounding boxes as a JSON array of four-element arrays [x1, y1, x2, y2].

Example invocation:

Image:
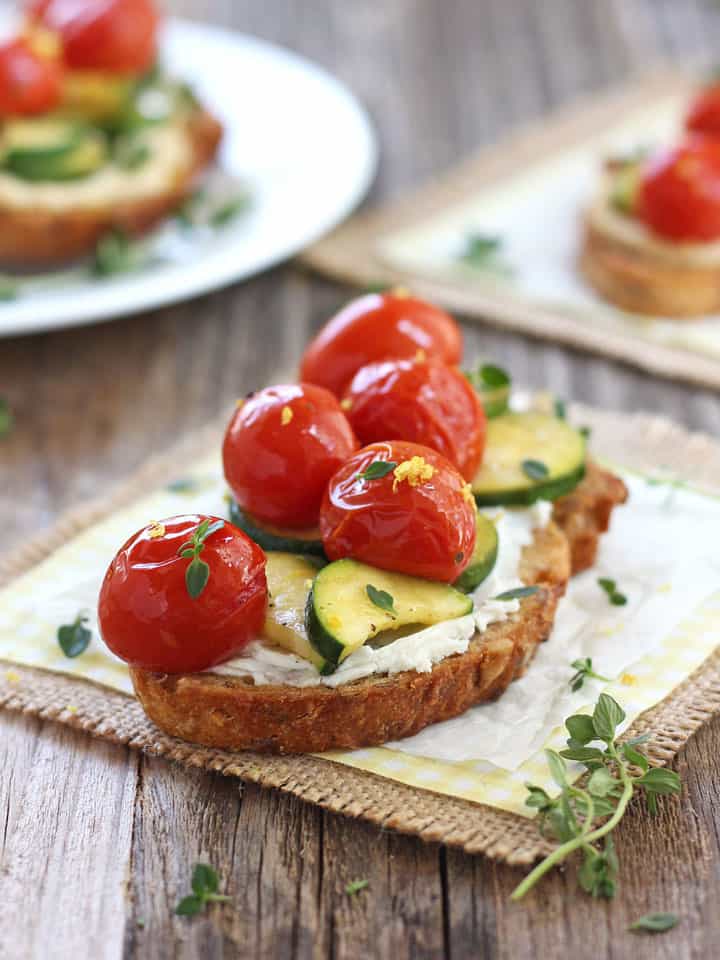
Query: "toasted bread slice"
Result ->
[[579, 187, 720, 317], [130, 464, 628, 754], [553, 461, 628, 574], [0, 107, 222, 268]]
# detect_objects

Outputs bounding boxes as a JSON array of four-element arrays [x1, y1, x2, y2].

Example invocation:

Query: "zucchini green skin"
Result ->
[[229, 499, 325, 557], [473, 464, 586, 507], [4, 128, 108, 182], [454, 512, 499, 592], [305, 587, 345, 666]]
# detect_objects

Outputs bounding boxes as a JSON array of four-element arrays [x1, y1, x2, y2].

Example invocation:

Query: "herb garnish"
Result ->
[[522, 459, 549, 482], [598, 578, 627, 606], [0, 397, 13, 439], [459, 232, 502, 267], [511, 693, 681, 900], [629, 912, 678, 933], [366, 584, 397, 616], [210, 194, 251, 227], [0, 277, 19, 301], [345, 879, 369, 896], [357, 460, 397, 482], [92, 230, 144, 277], [166, 478, 198, 494], [178, 519, 225, 599], [494, 585, 539, 602], [569, 657, 610, 692], [175, 864, 231, 917], [57, 613, 92, 658], [554, 398, 567, 420], [465, 362, 511, 390], [114, 139, 151, 171]]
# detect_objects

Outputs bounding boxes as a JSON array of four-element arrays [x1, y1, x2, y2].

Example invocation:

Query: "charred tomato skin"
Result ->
[[222, 383, 359, 529], [98, 515, 267, 673], [320, 440, 477, 583]]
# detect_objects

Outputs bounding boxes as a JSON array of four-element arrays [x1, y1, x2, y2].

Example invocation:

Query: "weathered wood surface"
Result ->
[[2, 0, 720, 957]]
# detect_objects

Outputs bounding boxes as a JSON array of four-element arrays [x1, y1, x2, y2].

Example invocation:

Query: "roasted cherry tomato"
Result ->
[[638, 138, 720, 242], [686, 84, 720, 137], [344, 357, 486, 481], [300, 291, 463, 396], [29, 0, 159, 74], [0, 38, 62, 116], [223, 383, 359, 529], [320, 440, 476, 583], [98, 515, 267, 673]]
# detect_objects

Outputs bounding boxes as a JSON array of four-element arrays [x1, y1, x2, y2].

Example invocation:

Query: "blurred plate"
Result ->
[[0, 14, 377, 337]]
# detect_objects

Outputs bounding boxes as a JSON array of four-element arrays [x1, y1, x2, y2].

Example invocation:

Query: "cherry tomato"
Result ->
[[223, 383, 359, 529], [30, 0, 159, 74], [320, 440, 476, 583], [0, 38, 62, 116], [300, 291, 463, 396], [344, 357, 486, 481], [686, 84, 720, 137], [638, 138, 720, 242], [98, 515, 267, 673]]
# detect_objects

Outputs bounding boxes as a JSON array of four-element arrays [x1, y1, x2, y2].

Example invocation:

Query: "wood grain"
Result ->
[[2, 0, 720, 957]]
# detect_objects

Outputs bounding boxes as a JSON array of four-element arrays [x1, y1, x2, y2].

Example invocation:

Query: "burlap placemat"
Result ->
[[2, 406, 720, 863], [299, 70, 720, 391]]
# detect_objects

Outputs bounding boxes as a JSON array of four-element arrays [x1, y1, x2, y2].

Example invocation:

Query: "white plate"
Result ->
[[0, 14, 377, 337]]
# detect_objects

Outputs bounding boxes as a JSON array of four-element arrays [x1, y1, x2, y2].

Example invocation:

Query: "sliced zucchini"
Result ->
[[609, 162, 641, 215], [454, 512, 498, 593], [471, 412, 586, 506], [306, 559, 473, 667], [61, 71, 135, 123], [263, 553, 331, 673], [2, 122, 108, 181], [229, 499, 325, 557]]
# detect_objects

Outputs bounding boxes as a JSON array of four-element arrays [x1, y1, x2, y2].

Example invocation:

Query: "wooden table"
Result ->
[[2, 1, 720, 956]]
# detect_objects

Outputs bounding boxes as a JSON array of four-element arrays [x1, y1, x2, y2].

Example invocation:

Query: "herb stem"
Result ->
[[511, 754, 634, 901], [204, 894, 232, 903]]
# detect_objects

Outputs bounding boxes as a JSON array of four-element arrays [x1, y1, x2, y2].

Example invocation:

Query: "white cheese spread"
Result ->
[[0, 123, 192, 210], [211, 501, 553, 688]]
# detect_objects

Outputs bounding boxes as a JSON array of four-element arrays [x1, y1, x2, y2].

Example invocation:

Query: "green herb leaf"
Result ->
[[636, 767, 681, 796], [565, 714, 597, 744], [57, 614, 92, 658], [478, 364, 510, 388], [579, 426, 591, 439], [366, 584, 396, 615], [210, 193, 251, 228], [587, 767, 616, 798], [186, 558, 210, 599], [554, 398, 567, 420], [592, 693, 625, 743], [0, 277, 19, 302], [175, 896, 204, 917], [175, 863, 231, 918], [493, 585, 539, 602], [521, 459, 549, 482], [357, 460, 397, 481], [569, 657, 610, 692], [597, 577, 627, 606], [0, 397, 13, 439], [92, 230, 142, 277], [559, 746, 605, 764], [545, 749, 568, 788], [192, 863, 220, 896], [167, 478, 197, 493], [345, 879, 369, 896], [630, 912, 678, 933], [622, 743, 649, 772], [459, 232, 502, 267], [114, 138, 150, 171]]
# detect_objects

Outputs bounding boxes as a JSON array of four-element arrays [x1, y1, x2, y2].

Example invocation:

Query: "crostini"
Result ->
[[98, 292, 628, 754], [0, 0, 222, 267]]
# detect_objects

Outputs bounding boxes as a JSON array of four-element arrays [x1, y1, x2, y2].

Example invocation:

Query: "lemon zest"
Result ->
[[340, 398, 353, 411], [620, 673, 638, 686], [461, 482, 474, 505], [393, 456, 435, 492], [281, 406, 294, 426], [148, 521, 165, 539]]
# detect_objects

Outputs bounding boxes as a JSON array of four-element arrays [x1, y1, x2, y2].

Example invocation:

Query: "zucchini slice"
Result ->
[[471, 412, 586, 506], [229, 499, 325, 557], [306, 559, 473, 667], [263, 553, 331, 673], [2, 121, 108, 181], [454, 512, 499, 593]]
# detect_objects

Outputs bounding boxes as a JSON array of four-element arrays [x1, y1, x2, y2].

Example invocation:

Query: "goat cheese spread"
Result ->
[[211, 501, 553, 688]]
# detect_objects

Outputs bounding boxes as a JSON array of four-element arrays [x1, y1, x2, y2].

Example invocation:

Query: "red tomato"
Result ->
[[686, 84, 720, 137], [0, 39, 62, 116], [300, 291, 463, 396], [320, 440, 476, 583], [638, 138, 720, 242], [344, 357, 486, 481], [223, 383, 359, 529], [98, 515, 267, 673], [30, 0, 159, 74]]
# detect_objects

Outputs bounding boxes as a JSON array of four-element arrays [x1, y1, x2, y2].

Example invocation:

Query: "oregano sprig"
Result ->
[[57, 613, 92, 658], [598, 577, 628, 606], [569, 657, 610, 692], [175, 864, 231, 917], [366, 584, 397, 615], [178, 519, 225, 599], [511, 694, 681, 901], [356, 460, 397, 482]]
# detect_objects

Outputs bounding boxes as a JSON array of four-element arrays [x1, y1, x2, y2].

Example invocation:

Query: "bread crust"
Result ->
[[131, 464, 627, 754], [579, 214, 720, 318], [0, 108, 223, 268]]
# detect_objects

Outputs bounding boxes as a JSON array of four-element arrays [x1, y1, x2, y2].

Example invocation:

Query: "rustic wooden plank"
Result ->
[[0, 713, 137, 960]]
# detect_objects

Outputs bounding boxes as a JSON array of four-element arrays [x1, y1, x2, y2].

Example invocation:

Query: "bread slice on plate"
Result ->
[[579, 178, 720, 318], [0, 107, 222, 268], [131, 463, 628, 755]]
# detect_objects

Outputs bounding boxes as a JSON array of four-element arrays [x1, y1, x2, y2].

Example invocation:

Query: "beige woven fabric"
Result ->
[[2, 406, 719, 863]]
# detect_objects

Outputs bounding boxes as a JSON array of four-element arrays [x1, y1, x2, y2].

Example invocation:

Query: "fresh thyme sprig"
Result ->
[[598, 577, 627, 606], [178, 519, 225, 599], [569, 657, 610, 692], [511, 694, 681, 900], [175, 864, 231, 917], [345, 878, 369, 896]]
